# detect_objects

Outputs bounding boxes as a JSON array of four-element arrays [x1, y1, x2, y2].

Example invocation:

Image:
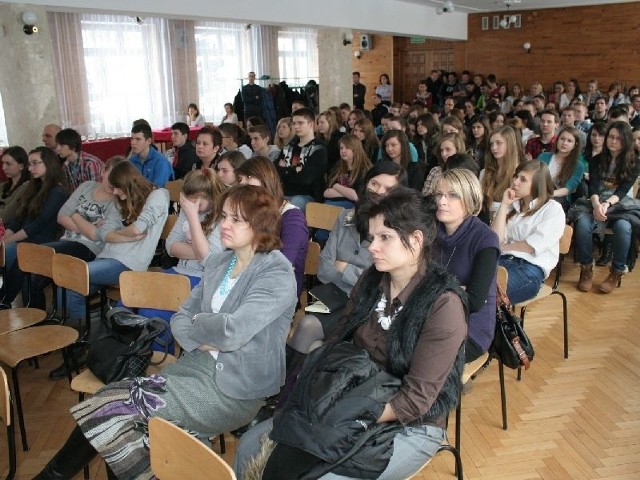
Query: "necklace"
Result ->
[[441, 245, 457, 270], [219, 255, 238, 296], [375, 294, 403, 331]]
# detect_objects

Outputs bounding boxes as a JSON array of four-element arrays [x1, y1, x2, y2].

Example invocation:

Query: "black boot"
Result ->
[[32, 426, 98, 479], [596, 235, 613, 266]]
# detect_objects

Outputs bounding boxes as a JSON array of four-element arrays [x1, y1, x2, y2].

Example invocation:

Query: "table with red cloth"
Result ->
[[82, 137, 130, 161], [152, 126, 202, 152]]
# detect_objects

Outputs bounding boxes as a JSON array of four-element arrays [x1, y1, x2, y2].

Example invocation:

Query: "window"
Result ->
[[278, 28, 318, 85]]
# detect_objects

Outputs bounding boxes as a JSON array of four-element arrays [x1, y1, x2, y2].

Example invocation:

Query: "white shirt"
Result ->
[[504, 199, 566, 277]]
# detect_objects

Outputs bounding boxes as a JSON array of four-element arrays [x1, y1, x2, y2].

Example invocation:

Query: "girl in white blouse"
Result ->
[[491, 160, 566, 303]]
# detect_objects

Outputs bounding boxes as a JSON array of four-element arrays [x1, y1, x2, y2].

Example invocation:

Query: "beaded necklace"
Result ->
[[219, 255, 238, 296], [375, 294, 403, 331]]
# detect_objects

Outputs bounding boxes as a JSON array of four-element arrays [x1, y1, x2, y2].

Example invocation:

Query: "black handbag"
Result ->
[[86, 307, 168, 383], [490, 284, 535, 370]]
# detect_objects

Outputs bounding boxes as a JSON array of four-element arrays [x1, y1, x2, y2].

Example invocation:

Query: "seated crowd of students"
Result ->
[[2, 71, 640, 480]]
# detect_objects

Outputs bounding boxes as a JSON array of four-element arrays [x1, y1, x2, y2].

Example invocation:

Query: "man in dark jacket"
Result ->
[[166, 122, 198, 179]]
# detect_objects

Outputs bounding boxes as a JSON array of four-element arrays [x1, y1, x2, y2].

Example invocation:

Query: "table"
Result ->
[[82, 137, 130, 161]]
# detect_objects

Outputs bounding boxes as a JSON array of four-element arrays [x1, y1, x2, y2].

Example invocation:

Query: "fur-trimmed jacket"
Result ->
[[266, 263, 467, 479]]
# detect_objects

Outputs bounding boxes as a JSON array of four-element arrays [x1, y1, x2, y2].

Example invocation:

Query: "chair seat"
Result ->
[[0, 326, 78, 367], [0, 308, 46, 336], [514, 284, 553, 309], [462, 353, 490, 384], [71, 352, 178, 395]]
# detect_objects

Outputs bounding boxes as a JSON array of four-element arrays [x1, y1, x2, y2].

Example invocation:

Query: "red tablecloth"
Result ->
[[152, 126, 202, 143], [82, 137, 130, 160]]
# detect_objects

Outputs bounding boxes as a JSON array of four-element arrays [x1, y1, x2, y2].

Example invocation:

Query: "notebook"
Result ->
[[305, 283, 349, 314]]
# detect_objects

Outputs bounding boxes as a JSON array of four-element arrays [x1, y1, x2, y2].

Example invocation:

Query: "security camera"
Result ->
[[23, 24, 38, 35], [135, 16, 143, 25]]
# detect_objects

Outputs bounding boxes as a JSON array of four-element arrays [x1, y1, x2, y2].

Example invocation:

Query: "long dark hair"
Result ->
[[508, 160, 555, 220], [381, 130, 412, 169], [1, 145, 30, 196], [553, 126, 582, 187], [585, 121, 607, 159], [17, 147, 67, 220], [596, 121, 637, 183]]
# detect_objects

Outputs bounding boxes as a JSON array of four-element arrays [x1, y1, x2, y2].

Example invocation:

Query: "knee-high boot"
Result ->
[[32, 425, 98, 480]]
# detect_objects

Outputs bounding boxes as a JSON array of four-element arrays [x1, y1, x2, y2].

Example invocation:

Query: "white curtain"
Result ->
[[277, 27, 319, 86], [0, 92, 7, 146]]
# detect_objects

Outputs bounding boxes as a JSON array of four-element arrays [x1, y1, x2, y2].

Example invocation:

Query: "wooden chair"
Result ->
[[305, 202, 343, 232], [149, 417, 236, 480], [0, 325, 78, 451], [0, 244, 54, 335], [514, 224, 573, 364], [165, 179, 184, 213], [0, 367, 16, 480], [161, 214, 178, 241]]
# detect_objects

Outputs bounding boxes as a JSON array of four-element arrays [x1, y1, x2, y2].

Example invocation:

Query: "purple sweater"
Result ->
[[432, 216, 500, 352], [281, 206, 309, 297]]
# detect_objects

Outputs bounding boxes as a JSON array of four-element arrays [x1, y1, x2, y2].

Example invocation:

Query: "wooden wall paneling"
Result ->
[[350, 32, 394, 109]]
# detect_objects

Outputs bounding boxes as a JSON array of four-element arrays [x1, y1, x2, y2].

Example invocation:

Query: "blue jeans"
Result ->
[[59, 258, 130, 321], [233, 418, 445, 480], [574, 213, 632, 273], [285, 195, 314, 213], [498, 255, 545, 304]]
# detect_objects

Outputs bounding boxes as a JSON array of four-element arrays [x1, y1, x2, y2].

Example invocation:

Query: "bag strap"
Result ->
[[511, 335, 531, 370], [496, 282, 514, 312]]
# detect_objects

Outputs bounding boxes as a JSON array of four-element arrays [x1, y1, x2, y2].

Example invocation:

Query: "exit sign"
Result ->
[[410, 36, 426, 44]]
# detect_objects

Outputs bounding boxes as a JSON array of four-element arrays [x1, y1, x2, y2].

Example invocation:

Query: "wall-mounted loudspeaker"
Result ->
[[360, 34, 371, 51]]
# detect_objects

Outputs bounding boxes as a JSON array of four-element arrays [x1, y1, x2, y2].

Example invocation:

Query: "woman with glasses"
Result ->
[[432, 168, 500, 362], [574, 121, 639, 293], [1, 147, 68, 307]]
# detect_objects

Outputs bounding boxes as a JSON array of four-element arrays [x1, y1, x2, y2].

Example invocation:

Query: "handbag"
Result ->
[[86, 307, 168, 383], [490, 284, 535, 370]]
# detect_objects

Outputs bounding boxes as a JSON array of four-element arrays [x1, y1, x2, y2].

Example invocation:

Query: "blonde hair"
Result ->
[[275, 117, 294, 149], [182, 169, 227, 235], [433, 168, 483, 217], [482, 125, 523, 211], [327, 135, 373, 188]]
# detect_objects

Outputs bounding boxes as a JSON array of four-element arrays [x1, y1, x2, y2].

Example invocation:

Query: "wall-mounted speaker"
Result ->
[[360, 34, 371, 51]]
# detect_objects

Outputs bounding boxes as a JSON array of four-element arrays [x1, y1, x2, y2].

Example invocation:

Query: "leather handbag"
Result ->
[[86, 307, 168, 383], [490, 284, 535, 370]]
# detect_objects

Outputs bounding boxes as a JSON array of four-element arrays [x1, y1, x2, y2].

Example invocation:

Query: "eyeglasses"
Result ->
[[28, 160, 44, 167], [434, 192, 461, 201]]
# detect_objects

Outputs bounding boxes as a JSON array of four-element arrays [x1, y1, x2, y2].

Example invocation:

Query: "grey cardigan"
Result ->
[[317, 208, 373, 294], [171, 250, 297, 400]]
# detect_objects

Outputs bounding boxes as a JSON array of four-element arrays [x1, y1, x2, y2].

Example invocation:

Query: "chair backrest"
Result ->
[[0, 366, 10, 428], [17, 243, 56, 278], [559, 224, 573, 255], [304, 241, 321, 276], [165, 179, 184, 204], [161, 214, 179, 241], [305, 202, 343, 231], [52, 254, 90, 296], [496, 265, 508, 293], [119, 271, 191, 311], [149, 417, 236, 480]]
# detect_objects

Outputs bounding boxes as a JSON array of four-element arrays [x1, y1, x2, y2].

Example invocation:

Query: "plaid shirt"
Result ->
[[525, 135, 556, 160], [64, 151, 104, 192]]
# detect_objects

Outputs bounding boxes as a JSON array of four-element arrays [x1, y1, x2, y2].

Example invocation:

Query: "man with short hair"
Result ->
[[55, 128, 104, 191], [352, 72, 366, 110], [442, 97, 455, 118], [525, 109, 558, 160], [219, 123, 252, 159], [371, 94, 389, 127], [129, 123, 174, 187], [339, 103, 351, 132], [591, 96, 608, 122], [242, 71, 263, 121], [426, 69, 443, 106], [249, 125, 280, 161], [608, 105, 629, 124], [42, 124, 61, 150], [560, 107, 586, 146], [277, 107, 328, 211], [573, 101, 592, 133], [165, 122, 198, 179]]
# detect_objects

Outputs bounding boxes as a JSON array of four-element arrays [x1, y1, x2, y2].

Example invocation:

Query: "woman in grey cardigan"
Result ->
[[34, 185, 298, 480]]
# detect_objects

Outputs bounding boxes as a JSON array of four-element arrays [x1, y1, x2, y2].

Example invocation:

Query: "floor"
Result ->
[[1, 259, 639, 479]]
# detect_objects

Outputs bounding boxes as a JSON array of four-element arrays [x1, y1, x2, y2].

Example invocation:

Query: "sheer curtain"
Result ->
[[278, 28, 319, 86]]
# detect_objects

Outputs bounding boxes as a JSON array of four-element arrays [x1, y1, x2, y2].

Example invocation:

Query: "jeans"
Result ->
[[574, 213, 632, 273], [60, 258, 130, 321], [285, 195, 314, 213], [1, 242, 18, 304], [23, 240, 96, 310], [233, 418, 445, 480], [498, 254, 545, 304]]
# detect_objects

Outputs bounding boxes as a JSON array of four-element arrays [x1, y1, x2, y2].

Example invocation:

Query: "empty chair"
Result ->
[[0, 366, 16, 480]]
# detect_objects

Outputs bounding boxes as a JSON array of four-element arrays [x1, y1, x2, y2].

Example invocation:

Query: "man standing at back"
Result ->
[[129, 123, 174, 187], [277, 107, 328, 212], [352, 72, 366, 110], [242, 71, 263, 121], [56, 128, 103, 192]]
